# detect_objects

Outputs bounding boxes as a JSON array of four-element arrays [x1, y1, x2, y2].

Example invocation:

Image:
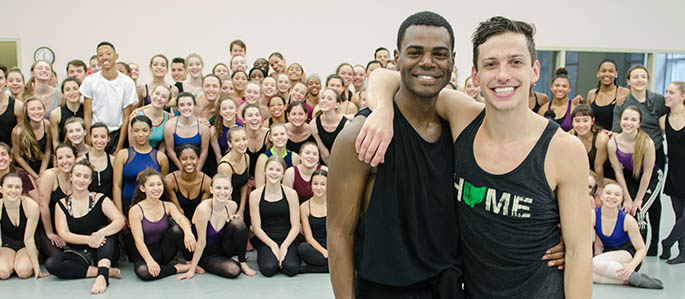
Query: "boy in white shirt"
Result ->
[[80, 41, 138, 154]]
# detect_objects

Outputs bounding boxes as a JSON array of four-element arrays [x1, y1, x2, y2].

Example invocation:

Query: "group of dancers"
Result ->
[[0, 9, 684, 298]]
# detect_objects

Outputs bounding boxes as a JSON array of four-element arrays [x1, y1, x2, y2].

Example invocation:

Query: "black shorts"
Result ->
[[106, 129, 121, 155]]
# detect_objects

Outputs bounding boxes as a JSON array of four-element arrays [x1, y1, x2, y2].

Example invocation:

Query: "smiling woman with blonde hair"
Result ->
[[592, 181, 662, 289]]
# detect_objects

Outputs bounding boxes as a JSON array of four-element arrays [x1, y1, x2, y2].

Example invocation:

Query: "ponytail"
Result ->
[[632, 129, 651, 179]]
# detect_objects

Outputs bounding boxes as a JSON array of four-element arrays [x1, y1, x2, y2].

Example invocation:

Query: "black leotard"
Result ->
[[315, 116, 346, 153], [57, 194, 107, 250], [0, 96, 17, 145], [85, 152, 113, 200], [591, 87, 618, 131], [49, 177, 69, 228], [532, 92, 542, 114], [259, 187, 291, 244], [1, 199, 27, 251], [218, 154, 250, 223], [573, 130, 598, 171], [286, 134, 315, 153], [57, 104, 84, 142], [308, 203, 326, 247], [172, 173, 205, 218], [247, 133, 268, 178], [25, 122, 48, 175]]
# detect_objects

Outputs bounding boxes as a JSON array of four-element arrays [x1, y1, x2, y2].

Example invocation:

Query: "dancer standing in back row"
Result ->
[[81, 42, 138, 155]]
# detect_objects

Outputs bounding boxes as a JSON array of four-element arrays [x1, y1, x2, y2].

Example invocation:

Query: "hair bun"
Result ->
[[554, 68, 568, 76]]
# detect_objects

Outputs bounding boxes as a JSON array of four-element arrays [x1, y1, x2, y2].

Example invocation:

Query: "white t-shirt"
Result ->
[[79, 71, 138, 131]]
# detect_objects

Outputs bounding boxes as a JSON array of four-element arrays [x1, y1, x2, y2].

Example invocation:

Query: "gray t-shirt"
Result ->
[[611, 90, 667, 149]]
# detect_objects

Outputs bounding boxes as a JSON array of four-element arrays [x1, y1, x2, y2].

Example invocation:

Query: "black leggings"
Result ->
[[122, 229, 138, 262], [625, 168, 661, 254], [664, 196, 685, 251], [255, 238, 300, 277], [196, 219, 249, 278], [36, 229, 62, 259], [297, 242, 328, 273], [134, 224, 185, 281], [45, 236, 119, 279]]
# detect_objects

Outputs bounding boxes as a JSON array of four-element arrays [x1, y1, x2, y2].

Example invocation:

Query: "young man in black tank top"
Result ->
[[357, 16, 591, 298], [328, 12, 463, 298]]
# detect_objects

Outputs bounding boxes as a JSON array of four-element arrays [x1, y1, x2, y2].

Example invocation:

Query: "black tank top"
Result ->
[[49, 177, 69, 227], [591, 87, 618, 131], [286, 134, 315, 153], [219, 154, 249, 207], [85, 152, 113, 200], [574, 130, 598, 172], [247, 133, 268, 178], [354, 106, 459, 287], [26, 122, 48, 175], [259, 187, 291, 244], [531, 92, 542, 114], [665, 113, 685, 198], [315, 116, 346, 152], [1, 199, 27, 249], [0, 96, 17, 145], [308, 203, 326, 247], [58, 104, 84, 142], [57, 194, 107, 250], [172, 173, 205, 217], [453, 110, 563, 298]]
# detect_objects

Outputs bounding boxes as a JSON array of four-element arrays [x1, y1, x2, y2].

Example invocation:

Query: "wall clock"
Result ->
[[34, 46, 55, 64]]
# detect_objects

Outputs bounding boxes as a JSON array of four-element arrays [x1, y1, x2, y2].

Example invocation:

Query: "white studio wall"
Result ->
[[2, 0, 684, 85]]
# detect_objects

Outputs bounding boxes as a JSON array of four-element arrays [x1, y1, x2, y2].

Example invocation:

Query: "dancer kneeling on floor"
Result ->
[[297, 169, 328, 273], [0, 173, 47, 280], [249, 155, 301, 277], [177, 174, 256, 280], [129, 169, 196, 281], [592, 182, 663, 289], [46, 160, 125, 294]]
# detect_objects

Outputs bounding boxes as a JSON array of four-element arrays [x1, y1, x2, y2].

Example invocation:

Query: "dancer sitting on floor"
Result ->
[[129, 169, 196, 281], [177, 174, 256, 280], [592, 182, 663, 289], [46, 160, 125, 294], [297, 169, 329, 273]]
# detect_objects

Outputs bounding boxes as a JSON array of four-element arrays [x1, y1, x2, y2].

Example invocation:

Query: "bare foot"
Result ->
[[183, 261, 205, 274], [174, 263, 192, 273], [90, 276, 107, 295], [109, 267, 122, 279], [246, 240, 254, 252], [195, 265, 206, 274], [240, 262, 257, 277]]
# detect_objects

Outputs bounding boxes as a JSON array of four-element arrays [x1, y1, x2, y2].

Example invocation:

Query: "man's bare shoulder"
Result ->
[[548, 128, 589, 179]]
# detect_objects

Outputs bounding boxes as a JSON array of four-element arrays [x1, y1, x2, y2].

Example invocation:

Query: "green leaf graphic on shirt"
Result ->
[[463, 181, 486, 208]]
